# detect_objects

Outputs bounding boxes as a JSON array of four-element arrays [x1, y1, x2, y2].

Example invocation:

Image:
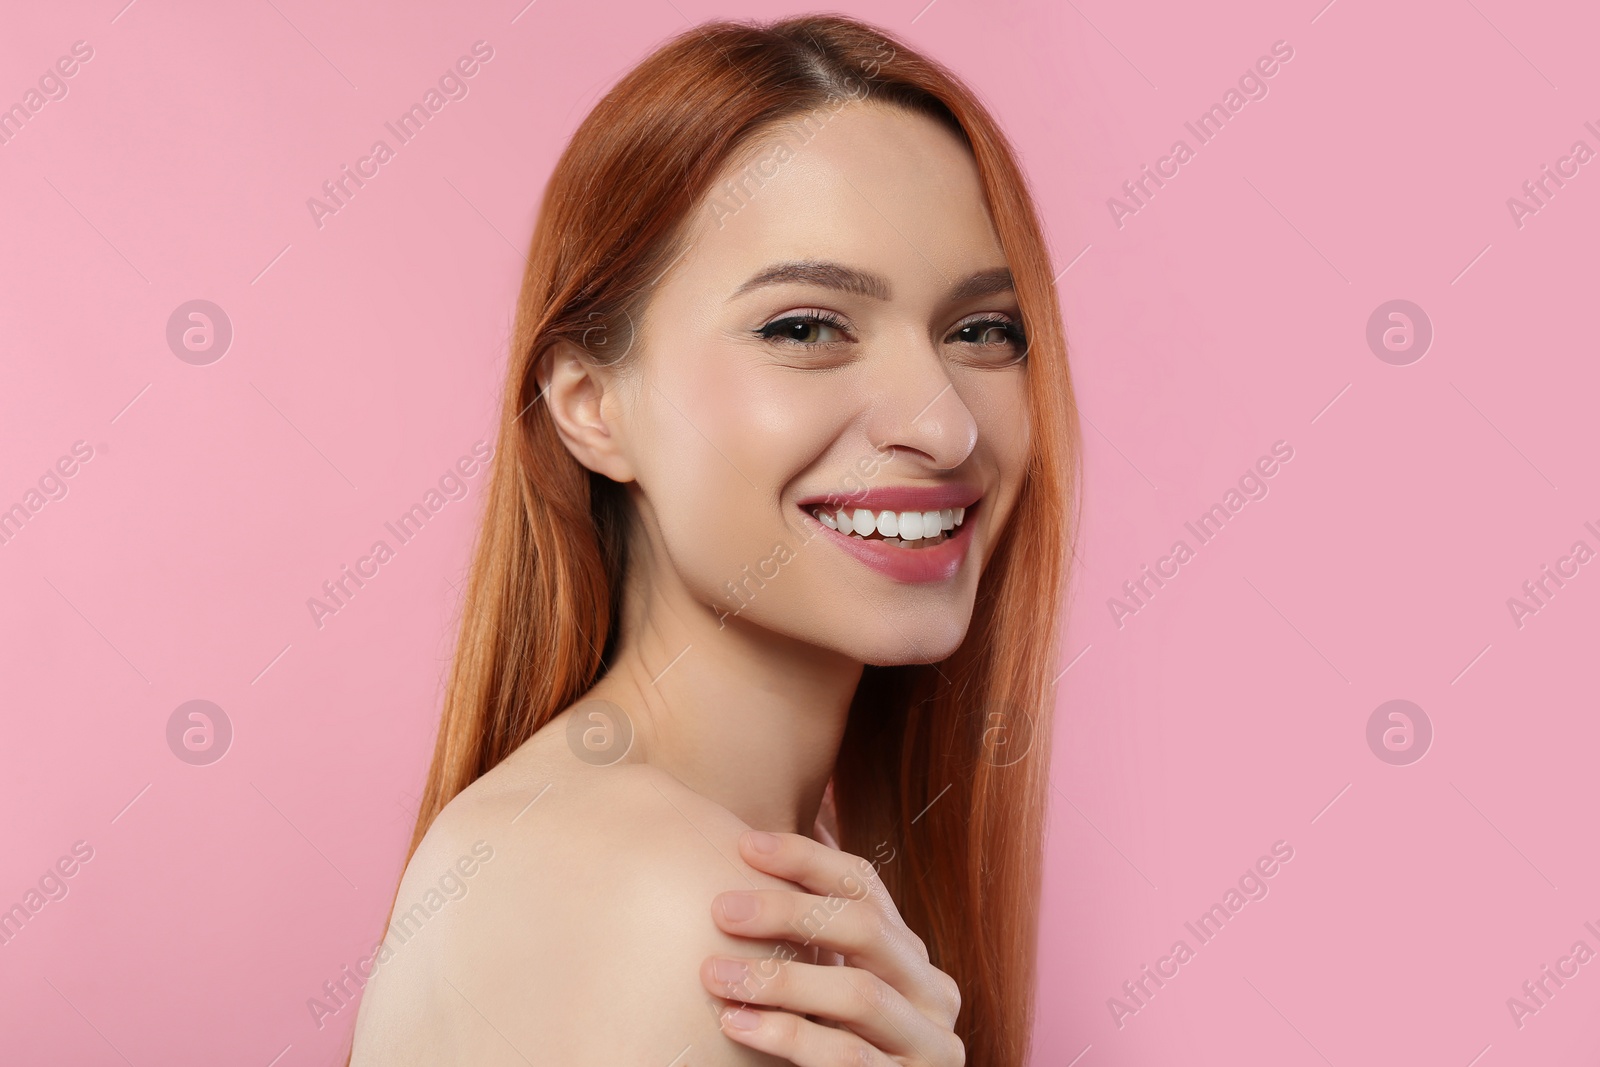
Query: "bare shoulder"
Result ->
[[351, 710, 794, 1066]]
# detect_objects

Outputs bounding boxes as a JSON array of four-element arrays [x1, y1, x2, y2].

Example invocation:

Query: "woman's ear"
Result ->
[[537, 340, 637, 483]]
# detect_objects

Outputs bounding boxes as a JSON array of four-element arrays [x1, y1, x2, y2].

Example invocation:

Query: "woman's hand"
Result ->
[[700, 829, 964, 1066]]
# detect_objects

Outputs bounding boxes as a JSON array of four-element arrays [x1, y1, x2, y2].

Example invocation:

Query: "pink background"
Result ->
[[2, 0, 1597, 1063]]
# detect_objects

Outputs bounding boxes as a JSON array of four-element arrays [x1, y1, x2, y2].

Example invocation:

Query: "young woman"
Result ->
[[348, 14, 1079, 1066]]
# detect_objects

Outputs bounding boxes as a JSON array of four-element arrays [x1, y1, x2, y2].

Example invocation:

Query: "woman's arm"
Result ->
[[351, 765, 810, 1065]]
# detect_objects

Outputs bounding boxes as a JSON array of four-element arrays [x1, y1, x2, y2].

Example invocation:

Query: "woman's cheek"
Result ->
[[640, 350, 859, 596], [639, 393, 786, 591], [972, 373, 1031, 470], [726, 371, 847, 468]]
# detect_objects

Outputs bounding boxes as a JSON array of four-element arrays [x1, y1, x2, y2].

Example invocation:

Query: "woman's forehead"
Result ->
[[671, 105, 1004, 303]]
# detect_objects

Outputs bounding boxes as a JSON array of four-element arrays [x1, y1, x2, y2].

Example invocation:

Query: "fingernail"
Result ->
[[719, 892, 758, 921], [745, 830, 781, 853], [712, 958, 748, 985], [722, 1007, 760, 1031]]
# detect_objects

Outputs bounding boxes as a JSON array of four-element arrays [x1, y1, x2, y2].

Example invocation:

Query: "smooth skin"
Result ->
[[350, 100, 1028, 1065]]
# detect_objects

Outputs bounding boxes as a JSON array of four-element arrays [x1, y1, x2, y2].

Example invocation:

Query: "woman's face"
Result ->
[[585, 102, 1030, 665]]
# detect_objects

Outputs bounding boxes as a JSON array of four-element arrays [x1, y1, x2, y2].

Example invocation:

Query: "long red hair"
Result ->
[[376, 14, 1079, 1065]]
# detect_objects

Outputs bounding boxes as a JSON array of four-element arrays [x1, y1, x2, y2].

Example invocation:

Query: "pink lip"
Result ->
[[798, 501, 978, 583], [796, 483, 982, 513]]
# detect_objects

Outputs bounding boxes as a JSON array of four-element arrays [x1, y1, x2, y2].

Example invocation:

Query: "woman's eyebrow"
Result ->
[[947, 266, 1015, 303], [732, 261, 889, 300], [730, 261, 1014, 303]]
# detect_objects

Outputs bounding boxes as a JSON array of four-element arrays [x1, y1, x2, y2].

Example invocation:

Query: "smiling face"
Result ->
[[552, 101, 1031, 665]]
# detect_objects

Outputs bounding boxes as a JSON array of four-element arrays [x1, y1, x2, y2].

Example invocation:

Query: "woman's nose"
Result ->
[[863, 344, 979, 472]]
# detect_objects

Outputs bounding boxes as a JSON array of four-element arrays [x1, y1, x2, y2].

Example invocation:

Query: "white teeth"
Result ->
[[809, 499, 973, 546]]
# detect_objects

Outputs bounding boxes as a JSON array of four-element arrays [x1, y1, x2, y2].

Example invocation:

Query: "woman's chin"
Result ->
[[846, 621, 972, 667]]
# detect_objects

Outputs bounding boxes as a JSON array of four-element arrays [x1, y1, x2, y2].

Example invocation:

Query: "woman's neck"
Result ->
[[586, 586, 863, 838]]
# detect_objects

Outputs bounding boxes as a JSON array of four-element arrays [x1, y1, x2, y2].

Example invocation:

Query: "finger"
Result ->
[[711, 888, 954, 1020], [739, 830, 898, 918], [719, 1003, 923, 1067], [737, 831, 928, 966], [702, 955, 955, 1060]]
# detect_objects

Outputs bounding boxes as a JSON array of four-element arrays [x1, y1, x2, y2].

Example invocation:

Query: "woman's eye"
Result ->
[[955, 323, 1010, 344], [949, 318, 1027, 360], [757, 314, 850, 346]]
